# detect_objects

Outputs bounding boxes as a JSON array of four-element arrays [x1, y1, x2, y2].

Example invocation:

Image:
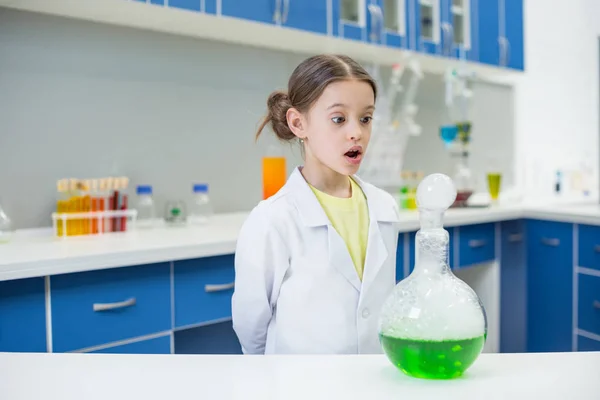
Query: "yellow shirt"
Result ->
[[309, 178, 370, 281]]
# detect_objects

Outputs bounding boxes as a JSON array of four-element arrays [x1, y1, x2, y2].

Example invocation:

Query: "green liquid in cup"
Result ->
[[380, 334, 486, 379]]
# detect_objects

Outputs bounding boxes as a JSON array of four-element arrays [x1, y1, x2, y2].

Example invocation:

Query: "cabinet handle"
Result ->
[[468, 239, 487, 248], [594, 301, 600, 310], [281, 0, 290, 24], [272, 0, 281, 23], [367, 3, 383, 43], [205, 282, 235, 293], [593, 245, 600, 253], [508, 233, 523, 243], [541, 237, 560, 247], [93, 297, 136, 312]]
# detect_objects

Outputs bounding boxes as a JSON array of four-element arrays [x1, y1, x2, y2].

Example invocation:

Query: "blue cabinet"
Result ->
[[577, 273, 600, 338], [457, 223, 496, 267], [51, 263, 172, 353], [379, 0, 411, 48], [440, 0, 476, 60], [173, 255, 236, 328], [332, 0, 368, 42], [476, 0, 524, 70], [409, 0, 441, 54], [500, 220, 526, 353], [168, 0, 201, 12], [174, 320, 242, 354], [89, 334, 171, 354], [578, 224, 600, 272], [221, 0, 278, 25], [526, 220, 573, 352], [284, 0, 329, 35], [396, 233, 406, 281], [0, 277, 47, 353]]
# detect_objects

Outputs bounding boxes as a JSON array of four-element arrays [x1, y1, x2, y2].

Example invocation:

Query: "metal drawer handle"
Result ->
[[508, 233, 523, 243], [541, 238, 560, 247], [468, 239, 486, 248], [594, 301, 600, 310], [205, 282, 235, 293], [93, 297, 136, 312], [594, 245, 600, 253]]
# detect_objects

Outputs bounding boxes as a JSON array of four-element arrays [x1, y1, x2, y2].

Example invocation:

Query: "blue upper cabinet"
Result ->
[[477, 0, 524, 70], [441, 0, 476, 60], [283, 0, 329, 35], [378, 0, 411, 48], [221, 0, 279, 25], [333, 0, 368, 42], [503, 0, 524, 70], [168, 0, 201, 12], [409, 0, 442, 54]]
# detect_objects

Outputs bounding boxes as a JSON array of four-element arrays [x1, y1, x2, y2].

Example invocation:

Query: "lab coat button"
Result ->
[[362, 308, 370, 318]]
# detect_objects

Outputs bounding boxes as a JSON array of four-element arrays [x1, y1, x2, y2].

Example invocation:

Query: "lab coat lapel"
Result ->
[[287, 167, 362, 292], [352, 175, 399, 291]]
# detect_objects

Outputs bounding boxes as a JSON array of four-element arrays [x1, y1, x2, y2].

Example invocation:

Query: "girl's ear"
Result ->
[[286, 107, 306, 140]]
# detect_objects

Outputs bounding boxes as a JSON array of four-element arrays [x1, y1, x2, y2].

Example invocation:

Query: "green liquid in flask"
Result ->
[[379, 334, 486, 379]]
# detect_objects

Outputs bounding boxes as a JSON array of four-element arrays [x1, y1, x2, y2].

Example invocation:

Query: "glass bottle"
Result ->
[[262, 145, 287, 200], [378, 173, 487, 379], [188, 183, 213, 225], [135, 185, 156, 229]]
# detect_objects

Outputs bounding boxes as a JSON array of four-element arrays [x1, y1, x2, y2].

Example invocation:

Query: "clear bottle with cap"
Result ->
[[378, 173, 487, 379], [135, 185, 156, 229], [188, 183, 212, 225]]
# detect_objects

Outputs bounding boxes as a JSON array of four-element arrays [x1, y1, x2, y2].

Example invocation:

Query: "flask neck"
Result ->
[[414, 227, 451, 274]]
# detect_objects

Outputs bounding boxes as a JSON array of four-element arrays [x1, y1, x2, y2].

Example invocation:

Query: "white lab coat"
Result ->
[[232, 167, 401, 354]]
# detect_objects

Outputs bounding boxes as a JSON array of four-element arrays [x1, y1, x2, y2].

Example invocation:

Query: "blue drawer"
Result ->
[[0, 277, 47, 352], [458, 223, 496, 267], [578, 224, 600, 271], [578, 273, 600, 336], [578, 335, 600, 351], [174, 255, 235, 328], [408, 228, 455, 273], [89, 334, 171, 354], [51, 263, 171, 352]]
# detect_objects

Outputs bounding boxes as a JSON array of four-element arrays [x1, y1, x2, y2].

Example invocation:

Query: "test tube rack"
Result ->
[[52, 209, 138, 238]]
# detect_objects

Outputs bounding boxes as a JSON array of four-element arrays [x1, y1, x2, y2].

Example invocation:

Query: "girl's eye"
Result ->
[[361, 116, 373, 124], [331, 116, 345, 124]]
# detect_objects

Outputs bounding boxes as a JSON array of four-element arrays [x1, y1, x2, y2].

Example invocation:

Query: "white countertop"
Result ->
[[1, 203, 600, 282], [1, 352, 599, 399]]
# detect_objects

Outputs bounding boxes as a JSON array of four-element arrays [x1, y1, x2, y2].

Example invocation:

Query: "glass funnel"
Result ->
[[378, 173, 487, 379]]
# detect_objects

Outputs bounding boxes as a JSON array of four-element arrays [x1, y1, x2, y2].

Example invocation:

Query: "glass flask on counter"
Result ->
[[378, 173, 487, 379]]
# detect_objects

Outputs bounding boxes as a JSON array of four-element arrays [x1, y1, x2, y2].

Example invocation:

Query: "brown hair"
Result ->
[[255, 54, 377, 141]]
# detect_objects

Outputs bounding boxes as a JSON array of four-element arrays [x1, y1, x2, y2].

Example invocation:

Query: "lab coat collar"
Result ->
[[287, 166, 399, 228]]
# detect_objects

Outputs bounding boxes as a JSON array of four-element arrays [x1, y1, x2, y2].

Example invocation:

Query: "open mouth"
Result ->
[[345, 150, 361, 159]]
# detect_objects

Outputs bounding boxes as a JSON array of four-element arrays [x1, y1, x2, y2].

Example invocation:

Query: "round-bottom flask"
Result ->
[[378, 173, 487, 379]]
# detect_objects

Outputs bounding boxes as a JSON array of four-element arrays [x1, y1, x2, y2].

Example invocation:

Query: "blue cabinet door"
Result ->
[[221, 0, 278, 25], [504, 0, 524, 70], [441, 0, 477, 60], [409, 0, 442, 54], [477, 0, 500, 65], [526, 220, 573, 352], [168, 0, 201, 12], [174, 320, 242, 354], [379, 0, 410, 48], [333, 0, 368, 42], [0, 277, 47, 353], [284, 0, 328, 35], [396, 233, 406, 281], [499, 220, 526, 353], [90, 334, 171, 354]]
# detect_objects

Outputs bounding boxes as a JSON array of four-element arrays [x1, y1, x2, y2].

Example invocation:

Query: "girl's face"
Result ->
[[289, 79, 375, 177]]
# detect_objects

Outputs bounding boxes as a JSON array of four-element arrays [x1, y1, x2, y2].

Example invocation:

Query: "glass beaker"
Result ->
[[262, 145, 287, 200], [487, 172, 502, 203], [378, 173, 487, 379]]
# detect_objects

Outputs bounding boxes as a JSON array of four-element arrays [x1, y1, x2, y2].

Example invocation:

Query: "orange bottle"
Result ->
[[262, 146, 287, 200]]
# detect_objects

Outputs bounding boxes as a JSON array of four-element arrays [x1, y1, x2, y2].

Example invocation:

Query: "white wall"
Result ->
[[516, 0, 599, 203]]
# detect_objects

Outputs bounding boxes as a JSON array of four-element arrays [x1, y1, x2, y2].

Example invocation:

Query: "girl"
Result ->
[[232, 54, 400, 355]]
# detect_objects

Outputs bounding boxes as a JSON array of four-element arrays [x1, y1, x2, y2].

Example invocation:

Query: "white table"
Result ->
[[1, 352, 599, 399]]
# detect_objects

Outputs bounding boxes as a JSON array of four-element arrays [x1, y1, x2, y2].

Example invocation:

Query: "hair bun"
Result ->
[[266, 91, 295, 141]]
